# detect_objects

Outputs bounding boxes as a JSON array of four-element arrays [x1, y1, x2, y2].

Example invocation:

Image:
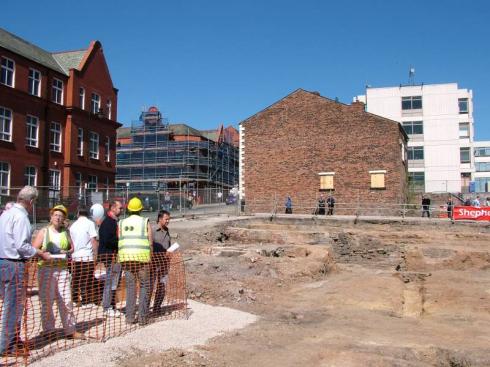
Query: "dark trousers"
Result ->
[[0, 260, 25, 353], [122, 262, 150, 324], [422, 206, 430, 218], [71, 261, 96, 305], [285, 208, 292, 214], [327, 206, 334, 215], [150, 254, 169, 312]]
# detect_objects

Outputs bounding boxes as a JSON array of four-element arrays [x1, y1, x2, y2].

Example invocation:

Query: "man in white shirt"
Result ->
[[0, 186, 50, 356], [69, 206, 98, 308]]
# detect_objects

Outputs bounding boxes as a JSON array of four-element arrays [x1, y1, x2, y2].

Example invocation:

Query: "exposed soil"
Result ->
[[122, 215, 490, 367]]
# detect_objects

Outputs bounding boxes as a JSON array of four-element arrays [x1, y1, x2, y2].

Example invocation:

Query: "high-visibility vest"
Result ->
[[38, 226, 70, 268], [118, 215, 150, 263]]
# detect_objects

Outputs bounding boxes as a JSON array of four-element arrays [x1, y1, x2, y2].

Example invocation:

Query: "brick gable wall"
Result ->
[[241, 90, 408, 214]]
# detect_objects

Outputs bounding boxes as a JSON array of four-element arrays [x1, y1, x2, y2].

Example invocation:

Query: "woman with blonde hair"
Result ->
[[32, 205, 85, 340]]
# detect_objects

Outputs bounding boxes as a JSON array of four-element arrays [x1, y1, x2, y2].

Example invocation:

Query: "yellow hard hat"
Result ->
[[127, 197, 143, 212], [50, 204, 68, 217]]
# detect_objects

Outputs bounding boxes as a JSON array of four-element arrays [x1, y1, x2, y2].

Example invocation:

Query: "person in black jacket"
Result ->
[[421, 195, 431, 218], [99, 200, 123, 317], [327, 194, 335, 215], [317, 194, 326, 215]]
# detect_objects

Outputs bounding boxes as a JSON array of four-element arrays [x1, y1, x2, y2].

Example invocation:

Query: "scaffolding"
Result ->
[[115, 107, 239, 197]]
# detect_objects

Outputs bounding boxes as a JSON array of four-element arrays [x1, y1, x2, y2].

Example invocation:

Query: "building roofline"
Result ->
[[365, 82, 467, 90], [239, 88, 354, 125]]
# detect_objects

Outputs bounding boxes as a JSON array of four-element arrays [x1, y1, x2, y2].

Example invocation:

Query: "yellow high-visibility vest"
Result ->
[[118, 215, 150, 263], [38, 226, 70, 268]]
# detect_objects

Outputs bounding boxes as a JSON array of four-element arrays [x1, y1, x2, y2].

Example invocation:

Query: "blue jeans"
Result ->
[[0, 260, 26, 353], [102, 261, 121, 311]]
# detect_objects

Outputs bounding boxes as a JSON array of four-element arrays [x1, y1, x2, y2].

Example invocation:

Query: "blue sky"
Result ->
[[3, 0, 490, 138]]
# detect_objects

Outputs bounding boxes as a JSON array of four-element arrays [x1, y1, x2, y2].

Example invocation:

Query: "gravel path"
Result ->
[[30, 300, 257, 367]]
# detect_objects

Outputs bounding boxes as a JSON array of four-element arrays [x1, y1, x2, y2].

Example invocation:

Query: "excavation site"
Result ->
[[26, 214, 490, 367]]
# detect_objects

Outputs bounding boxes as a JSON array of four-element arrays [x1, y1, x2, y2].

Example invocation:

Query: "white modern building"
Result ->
[[356, 83, 474, 193], [473, 141, 490, 193]]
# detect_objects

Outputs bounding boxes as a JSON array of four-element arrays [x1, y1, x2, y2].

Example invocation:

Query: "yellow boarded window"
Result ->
[[370, 172, 385, 189], [320, 175, 334, 190]]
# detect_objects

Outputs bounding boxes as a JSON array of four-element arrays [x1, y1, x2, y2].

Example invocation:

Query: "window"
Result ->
[[49, 169, 60, 189], [105, 136, 110, 162], [0, 162, 10, 195], [79, 87, 85, 110], [370, 170, 386, 189], [77, 128, 84, 156], [402, 121, 423, 135], [91, 93, 100, 114], [0, 57, 15, 87], [26, 115, 39, 147], [460, 147, 470, 163], [318, 172, 334, 190], [75, 172, 82, 196], [474, 147, 490, 157], [24, 166, 37, 186], [107, 100, 112, 120], [88, 175, 97, 191], [105, 177, 110, 200], [401, 96, 422, 110], [459, 122, 470, 138], [52, 78, 63, 104], [50, 122, 61, 152], [89, 131, 99, 159], [28, 68, 41, 96], [458, 98, 469, 114], [407, 146, 424, 160], [408, 172, 425, 191], [475, 163, 490, 172], [0, 107, 12, 142]]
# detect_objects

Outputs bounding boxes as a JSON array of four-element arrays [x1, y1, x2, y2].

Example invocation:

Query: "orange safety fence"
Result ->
[[0, 253, 187, 366]]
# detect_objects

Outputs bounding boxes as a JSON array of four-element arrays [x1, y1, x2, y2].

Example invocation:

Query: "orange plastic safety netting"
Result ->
[[0, 252, 187, 366]]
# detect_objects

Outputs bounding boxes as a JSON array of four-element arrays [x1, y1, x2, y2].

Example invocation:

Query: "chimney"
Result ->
[[351, 100, 365, 112]]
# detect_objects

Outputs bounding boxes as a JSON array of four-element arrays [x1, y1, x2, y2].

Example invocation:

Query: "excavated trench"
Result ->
[[190, 216, 490, 366]]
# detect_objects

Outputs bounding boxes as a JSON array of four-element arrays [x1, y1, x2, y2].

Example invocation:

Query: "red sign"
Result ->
[[453, 206, 490, 221]]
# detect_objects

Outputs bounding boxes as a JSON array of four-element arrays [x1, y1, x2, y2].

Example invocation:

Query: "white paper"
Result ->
[[167, 242, 180, 252], [50, 254, 67, 259]]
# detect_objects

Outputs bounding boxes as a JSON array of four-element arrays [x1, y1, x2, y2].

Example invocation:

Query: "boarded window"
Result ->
[[370, 170, 386, 189], [319, 172, 334, 190]]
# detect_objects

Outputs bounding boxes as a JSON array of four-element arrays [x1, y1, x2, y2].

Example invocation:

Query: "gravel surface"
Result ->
[[30, 300, 257, 367]]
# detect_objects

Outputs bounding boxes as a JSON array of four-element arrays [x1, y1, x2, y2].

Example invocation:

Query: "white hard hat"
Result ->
[[90, 203, 105, 221]]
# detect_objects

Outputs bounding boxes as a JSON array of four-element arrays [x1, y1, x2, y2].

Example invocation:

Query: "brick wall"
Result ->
[[241, 89, 408, 214]]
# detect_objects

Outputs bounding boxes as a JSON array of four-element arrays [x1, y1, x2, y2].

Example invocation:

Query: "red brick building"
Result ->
[[239, 89, 408, 213], [0, 28, 121, 201]]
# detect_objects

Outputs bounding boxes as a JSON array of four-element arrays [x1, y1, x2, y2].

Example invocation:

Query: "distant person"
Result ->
[[217, 191, 223, 202], [327, 194, 335, 215], [464, 197, 471, 206], [486, 197, 490, 207], [285, 195, 292, 214], [472, 196, 481, 207], [421, 195, 431, 218], [164, 192, 172, 210], [317, 194, 326, 215], [0, 186, 50, 356], [446, 196, 454, 220]]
